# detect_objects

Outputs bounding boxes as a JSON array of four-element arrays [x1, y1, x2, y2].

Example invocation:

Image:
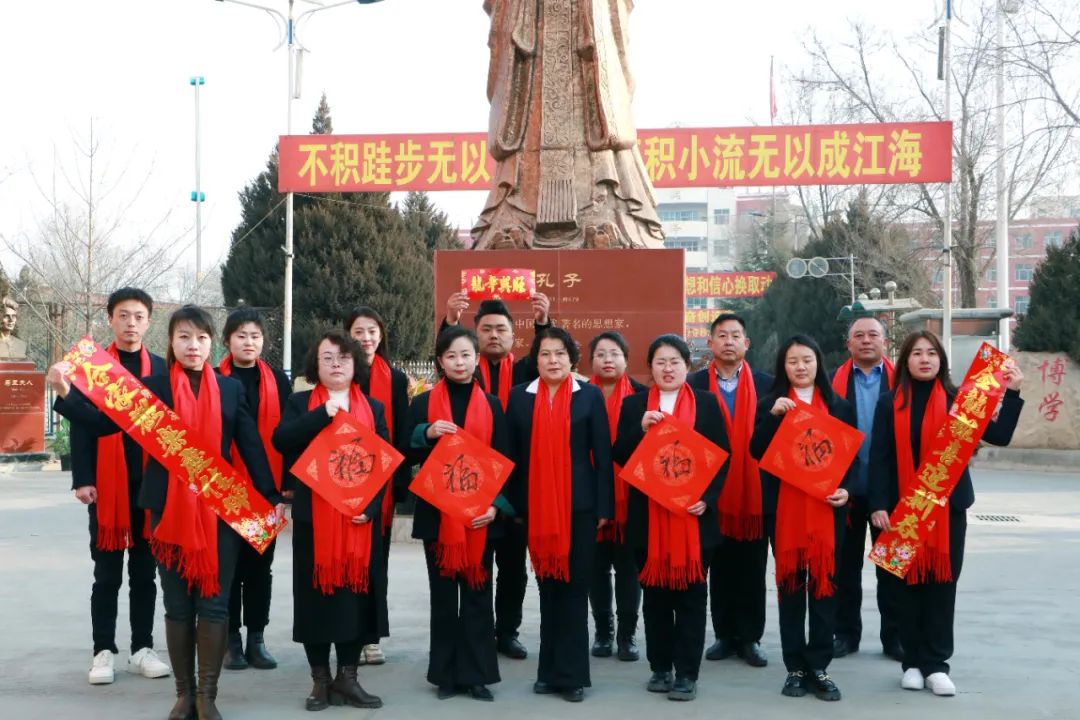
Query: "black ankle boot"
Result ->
[[591, 613, 614, 657], [245, 630, 277, 670], [224, 630, 247, 670], [306, 666, 332, 711]]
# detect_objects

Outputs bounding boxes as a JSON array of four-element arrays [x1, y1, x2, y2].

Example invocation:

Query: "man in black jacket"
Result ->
[[48, 287, 170, 686]]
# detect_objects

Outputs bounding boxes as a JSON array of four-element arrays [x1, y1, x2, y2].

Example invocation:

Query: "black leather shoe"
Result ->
[[646, 671, 673, 693], [667, 677, 697, 701], [533, 681, 554, 695], [705, 637, 737, 661], [591, 635, 613, 658], [224, 631, 248, 670], [497, 636, 528, 660], [740, 642, 768, 668], [436, 685, 457, 700], [616, 637, 639, 662], [469, 685, 494, 702], [809, 670, 841, 701], [882, 640, 904, 662], [245, 631, 277, 670], [832, 637, 859, 658], [561, 687, 585, 703], [781, 671, 807, 697]]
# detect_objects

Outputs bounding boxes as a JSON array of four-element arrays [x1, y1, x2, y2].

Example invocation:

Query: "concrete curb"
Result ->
[[973, 447, 1080, 473]]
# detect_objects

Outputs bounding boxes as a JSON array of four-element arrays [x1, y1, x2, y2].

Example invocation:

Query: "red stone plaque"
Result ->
[[0, 367, 45, 453]]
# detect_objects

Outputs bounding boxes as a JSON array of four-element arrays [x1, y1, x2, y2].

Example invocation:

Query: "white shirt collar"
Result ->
[[526, 377, 582, 394]]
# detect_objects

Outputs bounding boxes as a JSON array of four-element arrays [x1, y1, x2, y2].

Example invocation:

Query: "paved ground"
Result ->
[[1, 467, 1078, 720]]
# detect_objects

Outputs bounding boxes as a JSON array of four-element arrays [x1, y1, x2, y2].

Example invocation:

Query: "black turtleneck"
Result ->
[[184, 368, 203, 397], [228, 363, 262, 415], [908, 378, 936, 464], [115, 347, 145, 376], [446, 378, 476, 425]]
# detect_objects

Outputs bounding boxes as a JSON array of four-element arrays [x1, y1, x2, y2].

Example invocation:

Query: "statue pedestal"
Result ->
[[434, 249, 685, 381], [0, 362, 46, 454]]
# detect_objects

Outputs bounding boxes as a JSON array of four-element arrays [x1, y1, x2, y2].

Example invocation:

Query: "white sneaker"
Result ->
[[127, 647, 171, 678], [901, 668, 925, 690], [362, 644, 386, 665], [926, 672, 956, 696], [88, 650, 115, 685]]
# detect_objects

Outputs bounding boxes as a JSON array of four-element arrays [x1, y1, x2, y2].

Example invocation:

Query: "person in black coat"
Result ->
[[612, 334, 729, 702], [505, 326, 614, 703], [586, 331, 646, 662], [442, 291, 551, 660], [404, 326, 515, 701], [749, 335, 856, 703], [47, 287, 171, 686], [217, 307, 293, 671], [687, 312, 773, 668], [345, 306, 410, 666], [271, 332, 389, 712], [868, 331, 1023, 697]]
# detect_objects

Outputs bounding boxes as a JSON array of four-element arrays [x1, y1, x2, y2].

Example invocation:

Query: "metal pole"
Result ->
[[942, 0, 954, 361], [995, 1, 1011, 351], [283, 0, 295, 377], [849, 253, 856, 303], [191, 76, 205, 303]]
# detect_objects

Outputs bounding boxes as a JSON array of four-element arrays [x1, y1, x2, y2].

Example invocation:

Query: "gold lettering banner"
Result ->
[[62, 338, 286, 553]]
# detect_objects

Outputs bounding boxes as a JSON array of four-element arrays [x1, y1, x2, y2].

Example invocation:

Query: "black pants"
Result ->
[[637, 550, 708, 680], [304, 641, 362, 668], [88, 503, 158, 655], [588, 539, 641, 635], [834, 496, 901, 648], [537, 513, 596, 689], [157, 517, 242, 625], [228, 537, 276, 634], [888, 511, 967, 676], [493, 519, 528, 640], [708, 536, 767, 644], [424, 542, 500, 687]]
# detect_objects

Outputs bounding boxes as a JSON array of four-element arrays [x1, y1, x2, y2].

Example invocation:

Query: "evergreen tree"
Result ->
[[1014, 224, 1080, 362], [0, 262, 10, 300], [401, 191, 460, 255]]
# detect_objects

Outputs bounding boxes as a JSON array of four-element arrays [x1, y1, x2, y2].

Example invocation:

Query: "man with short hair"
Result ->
[[830, 316, 902, 661], [48, 287, 170, 685], [689, 313, 772, 668], [442, 290, 550, 660]]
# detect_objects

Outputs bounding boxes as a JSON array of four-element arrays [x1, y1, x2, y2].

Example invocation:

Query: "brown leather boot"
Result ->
[[328, 665, 382, 709], [195, 620, 228, 720], [165, 619, 197, 720], [305, 666, 333, 711]]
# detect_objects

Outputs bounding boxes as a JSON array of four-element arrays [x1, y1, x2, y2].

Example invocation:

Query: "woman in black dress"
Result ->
[[272, 331, 388, 711], [404, 326, 513, 701]]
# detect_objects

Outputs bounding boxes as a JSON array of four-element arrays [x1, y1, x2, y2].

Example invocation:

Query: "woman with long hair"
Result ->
[[404, 326, 513, 701], [218, 307, 292, 672], [750, 334, 856, 702], [587, 331, 646, 662], [611, 334, 729, 702], [143, 305, 286, 720], [868, 331, 1023, 697], [344, 306, 409, 665], [272, 332, 389, 711], [505, 326, 614, 703]]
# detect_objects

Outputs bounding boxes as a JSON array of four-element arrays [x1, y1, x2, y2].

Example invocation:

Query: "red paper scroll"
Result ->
[[870, 343, 1011, 579], [759, 402, 864, 501], [409, 430, 514, 526], [61, 338, 285, 553], [619, 417, 729, 515], [461, 268, 536, 301], [291, 414, 404, 518]]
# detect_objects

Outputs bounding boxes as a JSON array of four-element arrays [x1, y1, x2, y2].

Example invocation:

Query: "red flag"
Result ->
[[409, 430, 514, 527], [758, 402, 864, 502]]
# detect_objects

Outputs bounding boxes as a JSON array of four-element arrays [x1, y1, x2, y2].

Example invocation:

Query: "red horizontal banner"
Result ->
[[461, 268, 535, 301], [686, 272, 776, 299], [278, 122, 951, 193]]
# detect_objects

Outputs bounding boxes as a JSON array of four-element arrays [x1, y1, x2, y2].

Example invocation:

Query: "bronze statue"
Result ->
[[473, 0, 665, 250], [0, 297, 28, 361]]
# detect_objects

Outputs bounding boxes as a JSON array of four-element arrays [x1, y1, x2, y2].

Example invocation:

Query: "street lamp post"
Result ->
[[996, 0, 1021, 351], [941, 0, 955, 362], [215, 0, 385, 376], [190, 76, 205, 303]]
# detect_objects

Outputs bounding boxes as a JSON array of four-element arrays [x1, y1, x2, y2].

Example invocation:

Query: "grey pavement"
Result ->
[[1, 468, 1078, 720]]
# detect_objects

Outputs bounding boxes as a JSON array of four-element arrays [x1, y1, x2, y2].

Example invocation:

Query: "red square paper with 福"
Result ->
[[618, 417, 729, 515], [409, 430, 514, 526], [758, 403, 863, 501]]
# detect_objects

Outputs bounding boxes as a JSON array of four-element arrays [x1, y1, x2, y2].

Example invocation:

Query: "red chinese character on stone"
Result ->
[[1039, 392, 1063, 422]]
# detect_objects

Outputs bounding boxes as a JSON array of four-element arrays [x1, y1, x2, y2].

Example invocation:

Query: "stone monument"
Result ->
[[473, 0, 665, 250], [0, 297, 45, 456], [0, 297, 27, 361]]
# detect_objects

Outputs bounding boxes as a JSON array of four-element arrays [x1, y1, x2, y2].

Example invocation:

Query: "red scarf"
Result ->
[[774, 388, 838, 599], [639, 385, 706, 589], [151, 363, 223, 596], [708, 361, 763, 540], [218, 356, 282, 491], [307, 383, 378, 594], [832, 357, 896, 398], [479, 354, 514, 410], [367, 355, 397, 534], [428, 380, 494, 588], [93, 342, 152, 551], [894, 380, 952, 584], [527, 378, 574, 582], [591, 374, 635, 542]]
